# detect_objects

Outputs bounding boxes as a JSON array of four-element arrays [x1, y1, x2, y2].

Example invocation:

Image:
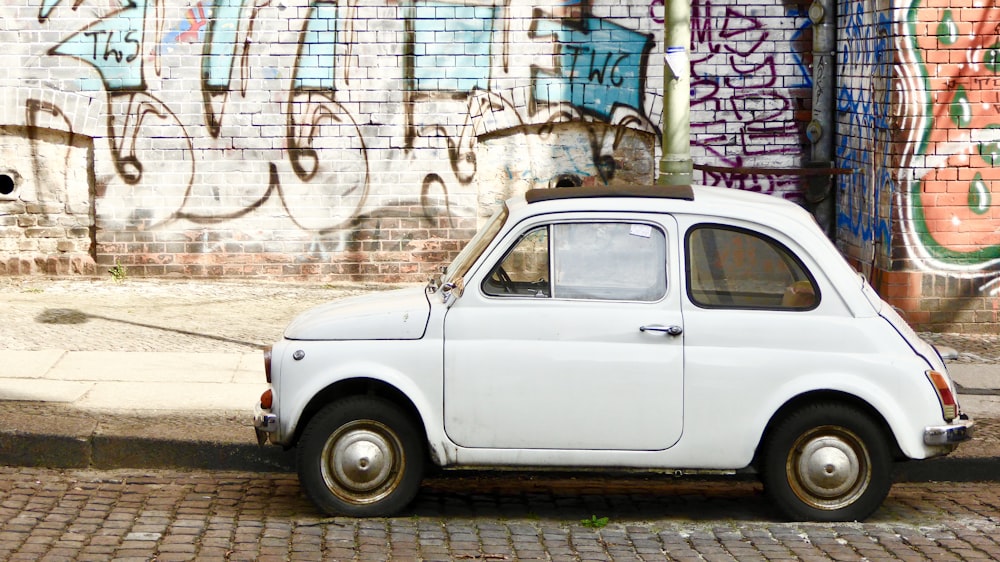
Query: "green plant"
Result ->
[[580, 515, 609, 528], [108, 260, 127, 283]]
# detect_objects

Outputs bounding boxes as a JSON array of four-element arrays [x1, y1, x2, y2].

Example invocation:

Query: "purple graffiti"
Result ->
[[688, 0, 804, 200]]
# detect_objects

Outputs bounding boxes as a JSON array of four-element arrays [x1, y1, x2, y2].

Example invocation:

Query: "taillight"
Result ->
[[260, 389, 273, 409], [263, 346, 272, 383], [926, 370, 957, 420]]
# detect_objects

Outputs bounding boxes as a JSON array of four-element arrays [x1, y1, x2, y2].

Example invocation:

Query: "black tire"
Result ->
[[760, 402, 892, 522], [297, 396, 425, 517]]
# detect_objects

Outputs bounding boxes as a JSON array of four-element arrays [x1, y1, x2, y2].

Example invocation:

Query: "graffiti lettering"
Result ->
[[530, 16, 652, 121], [561, 45, 628, 88], [648, 0, 664, 24], [82, 30, 139, 64], [688, 0, 808, 200]]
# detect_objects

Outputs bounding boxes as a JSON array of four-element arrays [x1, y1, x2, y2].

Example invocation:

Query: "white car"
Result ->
[[254, 184, 973, 522]]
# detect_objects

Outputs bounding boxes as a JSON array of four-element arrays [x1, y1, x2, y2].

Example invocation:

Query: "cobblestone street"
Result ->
[[0, 468, 998, 561]]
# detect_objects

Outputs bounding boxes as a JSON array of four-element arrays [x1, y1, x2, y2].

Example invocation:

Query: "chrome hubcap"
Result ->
[[788, 426, 870, 510], [797, 436, 859, 498], [321, 421, 402, 504]]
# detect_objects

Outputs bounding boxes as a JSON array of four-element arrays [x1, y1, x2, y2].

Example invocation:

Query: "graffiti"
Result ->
[[283, 0, 369, 232], [2, 0, 831, 282], [648, 0, 663, 25], [688, 0, 809, 200], [26, 99, 75, 217], [34, 0, 661, 236], [529, 14, 653, 122], [836, 0, 892, 259], [898, 0, 1000, 289]]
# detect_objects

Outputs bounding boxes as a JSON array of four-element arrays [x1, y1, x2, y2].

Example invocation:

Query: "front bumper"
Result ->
[[253, 403, 278, 447], [924, 415, 975, 446]]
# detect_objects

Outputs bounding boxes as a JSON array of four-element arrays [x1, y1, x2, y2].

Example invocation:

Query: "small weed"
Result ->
[[22, 287, 43, 294], [580, 515, 609, 528], [108, 260, 127, 283]]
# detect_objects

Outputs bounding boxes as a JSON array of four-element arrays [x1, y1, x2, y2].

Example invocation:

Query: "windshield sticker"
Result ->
[[630, 224, 652, 238]]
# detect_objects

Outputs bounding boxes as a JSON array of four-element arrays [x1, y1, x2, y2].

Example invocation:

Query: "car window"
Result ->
[[483, 222, 667, 301], [483, 226, 551, 297], [686, 225, 819, 310]]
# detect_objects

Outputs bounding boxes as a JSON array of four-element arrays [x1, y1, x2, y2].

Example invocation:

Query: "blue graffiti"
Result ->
[[787, 9, 813, 89], [295, 0, 342, 90], [411, 3, 497, 92], [532, 18, 652, 120], [48, 0, 147, 91], [202, 0, 248, 89], [836, 2, 892, 250]]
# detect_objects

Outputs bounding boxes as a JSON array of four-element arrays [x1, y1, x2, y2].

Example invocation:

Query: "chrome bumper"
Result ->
[[253, 404, 278, 447], [924, 415, 974, 446]]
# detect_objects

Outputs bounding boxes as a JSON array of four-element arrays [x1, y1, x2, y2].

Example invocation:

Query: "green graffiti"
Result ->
[[938, 11, 958, 45], [978, 131, 1000, 165], [969, 173, 992, 215], [986, 42, 1000, 73], [950, 86, 971, 127]]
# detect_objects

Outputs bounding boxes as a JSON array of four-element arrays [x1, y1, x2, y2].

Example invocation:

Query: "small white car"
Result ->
[[254, 184, 973, 522]]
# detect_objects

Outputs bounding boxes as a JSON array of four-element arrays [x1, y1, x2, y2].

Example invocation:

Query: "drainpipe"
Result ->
[[658, 0, 693, 187], [805, 0, 836, 238]]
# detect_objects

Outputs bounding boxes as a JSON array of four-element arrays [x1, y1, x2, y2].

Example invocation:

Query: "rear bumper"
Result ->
[[924, 415, 974, 446]]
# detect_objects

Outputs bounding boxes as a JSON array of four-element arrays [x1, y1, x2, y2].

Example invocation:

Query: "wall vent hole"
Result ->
[[0, 175, 15, 196]]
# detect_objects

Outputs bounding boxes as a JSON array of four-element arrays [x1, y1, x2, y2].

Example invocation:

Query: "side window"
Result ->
[[686, 225, 819, 310], [483, 222, 667, 301], [483, 227, 551, 297], [552, 223, 666, 301]]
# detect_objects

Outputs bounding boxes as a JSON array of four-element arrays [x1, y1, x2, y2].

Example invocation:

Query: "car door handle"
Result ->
[[639, 324, 683, 336]]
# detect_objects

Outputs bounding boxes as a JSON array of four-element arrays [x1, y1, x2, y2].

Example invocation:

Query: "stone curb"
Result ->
[[0, 431, 295, 472], [1, 431, 996, 483]]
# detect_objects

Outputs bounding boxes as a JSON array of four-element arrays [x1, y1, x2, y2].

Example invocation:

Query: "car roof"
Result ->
[[518, 184, 809, 224]]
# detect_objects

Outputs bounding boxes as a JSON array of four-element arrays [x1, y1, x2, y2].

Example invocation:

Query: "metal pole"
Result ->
[[659, 0, 693, 186], [806, 0, 837, 237]]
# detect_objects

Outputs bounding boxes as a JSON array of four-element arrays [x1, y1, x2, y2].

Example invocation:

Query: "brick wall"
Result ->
[[836, 0, 1000, 331], [1, 0, 814, 285], [0, 126, 96, 276]]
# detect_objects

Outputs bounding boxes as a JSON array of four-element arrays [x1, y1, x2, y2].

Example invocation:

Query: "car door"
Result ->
[[442, 214, 684, 451]]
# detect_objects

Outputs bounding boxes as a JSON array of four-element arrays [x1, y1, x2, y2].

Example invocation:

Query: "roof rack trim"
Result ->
[[524, 184, 695, 204]]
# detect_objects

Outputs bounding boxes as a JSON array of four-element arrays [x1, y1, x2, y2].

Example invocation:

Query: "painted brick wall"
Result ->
[[836, 0, 1000, 331], [2, 1, 811, 283]]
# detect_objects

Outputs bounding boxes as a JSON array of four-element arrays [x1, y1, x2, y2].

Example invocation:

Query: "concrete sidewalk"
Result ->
[[0, 348, 998, 478], [1, 277, 999, 479], [0, 350, 294, 472]]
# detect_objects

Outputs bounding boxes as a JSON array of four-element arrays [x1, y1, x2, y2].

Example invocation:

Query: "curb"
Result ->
[[0, 431, 295, 472], [2, 428, 997, 483]]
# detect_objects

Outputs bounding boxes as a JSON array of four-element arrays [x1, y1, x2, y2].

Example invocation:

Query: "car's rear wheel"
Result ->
[[761, 403, 892, 522], [297, 396, 424, 517]]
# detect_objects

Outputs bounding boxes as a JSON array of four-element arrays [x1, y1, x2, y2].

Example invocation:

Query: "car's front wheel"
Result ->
[[760, 403, 892, 522], [297, 396, 424, 517]]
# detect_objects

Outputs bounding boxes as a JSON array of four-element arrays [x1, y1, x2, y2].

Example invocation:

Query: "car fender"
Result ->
[[749, 369, 939, 460], [274, 341, 449, 457]]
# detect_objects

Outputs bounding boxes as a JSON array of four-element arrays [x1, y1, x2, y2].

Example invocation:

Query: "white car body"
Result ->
[[254, 184, 973, 521]]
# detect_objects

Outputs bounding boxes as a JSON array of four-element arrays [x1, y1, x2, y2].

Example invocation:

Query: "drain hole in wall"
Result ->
[[0, 175, 14, 196]]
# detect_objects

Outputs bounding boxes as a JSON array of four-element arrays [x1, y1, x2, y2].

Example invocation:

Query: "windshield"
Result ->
[[441, 204, 509, 287]]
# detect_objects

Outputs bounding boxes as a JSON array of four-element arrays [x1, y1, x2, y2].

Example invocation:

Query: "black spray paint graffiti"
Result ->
[[41, 0, 660, 233]]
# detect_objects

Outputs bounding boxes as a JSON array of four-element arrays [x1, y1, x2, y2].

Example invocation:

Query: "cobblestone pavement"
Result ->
[[4, 277, 1000, 360], [0, 468, 998, 561]]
